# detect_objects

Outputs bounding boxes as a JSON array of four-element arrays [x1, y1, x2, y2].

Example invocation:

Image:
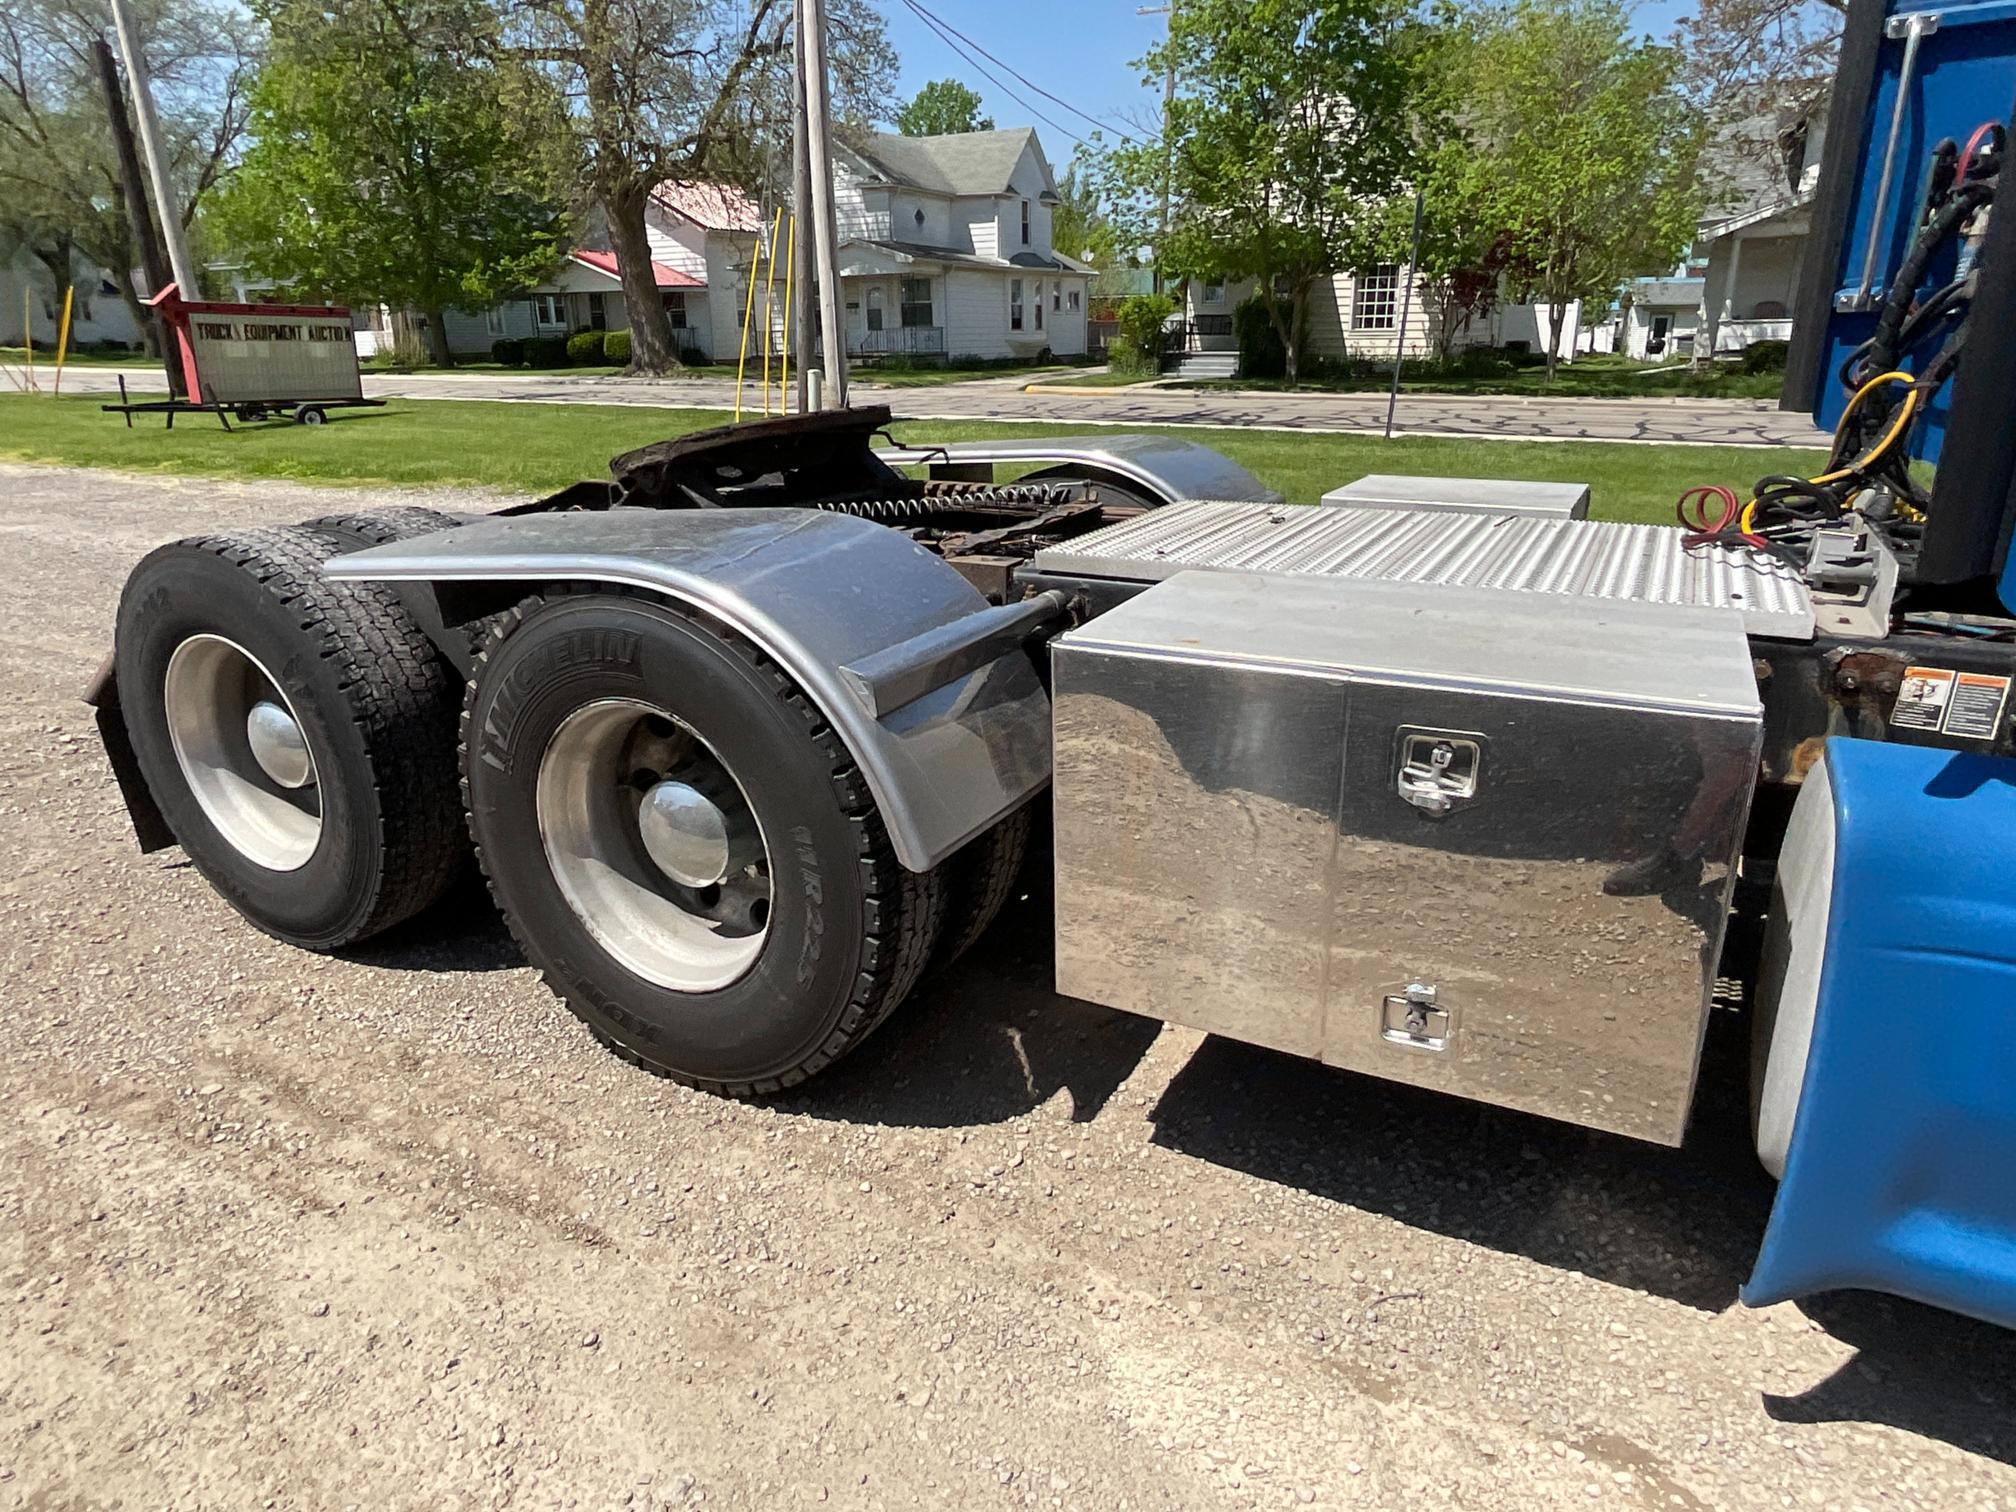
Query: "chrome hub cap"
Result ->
[[536, 699, 771, 992], [162, 634, 322, 871], [246, 700, 314, 789], [637, 780, 731, 888]]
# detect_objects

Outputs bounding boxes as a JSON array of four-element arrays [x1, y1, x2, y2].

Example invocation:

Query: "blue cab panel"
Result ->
[[1803, 0, 2016, 464], [1745, 738, 2016, 1329]]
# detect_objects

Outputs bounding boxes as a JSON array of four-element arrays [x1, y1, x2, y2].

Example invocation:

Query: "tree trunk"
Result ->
[[424, 310, 455, 367], [1544, 300, 1569, 381], [1285, 287, 1306, 382], [606, 183, 678, 374]]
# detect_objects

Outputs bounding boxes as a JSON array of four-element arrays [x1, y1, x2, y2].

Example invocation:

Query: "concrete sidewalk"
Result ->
[[62, 365, 1831, 447]]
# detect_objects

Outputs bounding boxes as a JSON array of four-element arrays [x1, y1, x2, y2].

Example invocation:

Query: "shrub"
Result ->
[[523, 334, 570, 368], [1740, 339, 1790, 374], [566, 329, 607, 365], [679, 344, 710, 367], [1233, 293, 1286, 379], [490, 337, 525, 367], [1111, 293, 1177, 373], [604, 329, 631, 364]]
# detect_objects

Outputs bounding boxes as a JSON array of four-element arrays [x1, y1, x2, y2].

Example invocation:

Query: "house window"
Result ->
[[1010, 278, 1024, 331], [663, 291, 688, 329], [587, 292, 607, 331], [534, 293, 566, 328], [1068, 288, 1081, 313], [485, 306, 507, 336], [1351, 266, 1400, 332], [1202, 279, 1224, 305], [866, 286, 885, 332], [1020, 200, 1030, 246], [900, 277, 933, 328], [1052, 285, 1061, 312], [1034, 280, 1044, 331]]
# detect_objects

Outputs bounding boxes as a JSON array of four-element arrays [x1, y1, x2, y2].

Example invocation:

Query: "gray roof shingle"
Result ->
[[850, 129, 1055, 198]]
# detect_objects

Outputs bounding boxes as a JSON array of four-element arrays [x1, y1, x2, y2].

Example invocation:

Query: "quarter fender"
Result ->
[[324, 508, 1052, 873]]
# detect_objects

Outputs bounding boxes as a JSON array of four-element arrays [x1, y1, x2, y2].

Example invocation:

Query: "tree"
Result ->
[[212, 0, 572, 367], [509, 0, 893, 374], [0, 0, 255, 351], [1049, 158, 1117, 267], [894, 77, 990, 136], [1676, 0, 1841, 133], [1459, 0, 1702, 375], [1109, 0, 1436, 380]]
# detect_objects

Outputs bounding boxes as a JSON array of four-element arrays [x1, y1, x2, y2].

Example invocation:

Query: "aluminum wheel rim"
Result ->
[[162, 634, 322, 872], [536, 698, 771, 993]]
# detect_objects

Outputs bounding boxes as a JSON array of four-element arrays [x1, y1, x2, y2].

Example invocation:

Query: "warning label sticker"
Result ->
[[1945, 672, 2012, 740], [1891, 667, 1954, 731], [1890, 666, 2012, 740]]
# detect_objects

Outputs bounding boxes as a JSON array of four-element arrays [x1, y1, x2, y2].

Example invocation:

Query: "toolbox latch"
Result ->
[[1395, 730, 1482, 816], [1381, 983, 1452, 1051]]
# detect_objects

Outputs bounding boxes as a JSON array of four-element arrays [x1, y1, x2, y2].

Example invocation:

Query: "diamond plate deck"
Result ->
[[1032, 501, 1814, 639]]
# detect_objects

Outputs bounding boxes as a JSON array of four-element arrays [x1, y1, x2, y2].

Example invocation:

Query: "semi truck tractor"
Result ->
[[89, 0, 2016, 1332]]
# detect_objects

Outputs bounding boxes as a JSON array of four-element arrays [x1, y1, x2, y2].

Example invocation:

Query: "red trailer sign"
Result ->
[[106, 283, 383, 428]]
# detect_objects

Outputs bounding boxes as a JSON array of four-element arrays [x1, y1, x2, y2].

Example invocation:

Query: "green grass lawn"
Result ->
[[1173, 354, 1786, 402], [1, 345, 153, 372], [0, 392, 1824, 524]]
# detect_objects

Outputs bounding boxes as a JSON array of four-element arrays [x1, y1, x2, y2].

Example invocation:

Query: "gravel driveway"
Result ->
[[3, 462, 2011, 1510]]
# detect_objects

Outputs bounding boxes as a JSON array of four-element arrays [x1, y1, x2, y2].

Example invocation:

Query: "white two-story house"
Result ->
[[440, 128, 1091, 365], [828, 128, 1093, 361]]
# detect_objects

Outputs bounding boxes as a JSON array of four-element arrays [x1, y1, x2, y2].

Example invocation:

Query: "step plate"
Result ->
[[1031, 500, 1814, 640]]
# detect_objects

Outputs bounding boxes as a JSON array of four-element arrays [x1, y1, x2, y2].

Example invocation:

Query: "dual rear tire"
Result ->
[[115, 529, 1027, 1092]]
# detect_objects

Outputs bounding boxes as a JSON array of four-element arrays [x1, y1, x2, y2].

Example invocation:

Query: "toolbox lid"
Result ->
[[1055, 568, 1763, 718]]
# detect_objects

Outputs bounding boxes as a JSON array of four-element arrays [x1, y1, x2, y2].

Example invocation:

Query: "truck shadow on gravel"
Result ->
[[1765, 1294, 2016, 1465], [797, 880, 1164, 1127]]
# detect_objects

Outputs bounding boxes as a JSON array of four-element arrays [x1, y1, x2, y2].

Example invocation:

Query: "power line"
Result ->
[[900, 0, 1156, 148], [898, 0, 1089, 148]]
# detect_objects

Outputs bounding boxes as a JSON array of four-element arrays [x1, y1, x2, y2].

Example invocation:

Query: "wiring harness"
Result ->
[[1679, 126, 2003, 567]]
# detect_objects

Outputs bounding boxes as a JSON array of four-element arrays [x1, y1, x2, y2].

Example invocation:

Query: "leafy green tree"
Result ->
[[213, 0, 571, 367], [0, 0, 255, 351], [894, 77, 991, 136], [1049, 158, 1117, 267], [509, 0, 893, 374], [1458, 0, 1703, 375], [1108, 0, 1437, 379]]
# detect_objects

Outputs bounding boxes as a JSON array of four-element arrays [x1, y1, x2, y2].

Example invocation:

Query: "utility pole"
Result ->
[[91, 34, 181, 395], [107, 0, 201, 303], [1137, 3, 1176, 296], [791, 18, 816, 413], [798, 0, 847, 407]]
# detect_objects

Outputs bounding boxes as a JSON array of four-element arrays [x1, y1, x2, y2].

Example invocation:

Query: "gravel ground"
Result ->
[[3, 461, 2012, 1511]]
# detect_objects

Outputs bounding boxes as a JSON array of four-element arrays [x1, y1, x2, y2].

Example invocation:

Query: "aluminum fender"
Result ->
[[324, 509, 1052, 872], [1744, 739, 2016, 1331], [878, 433, 1282, 505]]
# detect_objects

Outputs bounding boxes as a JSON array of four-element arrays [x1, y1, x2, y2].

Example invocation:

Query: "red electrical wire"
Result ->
[[1676, 484, 1739, 539], [1957, 121, 1999, 182]]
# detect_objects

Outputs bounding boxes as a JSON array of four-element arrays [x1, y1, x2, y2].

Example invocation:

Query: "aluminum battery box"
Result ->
[[1050, 568, 1764, 1144]]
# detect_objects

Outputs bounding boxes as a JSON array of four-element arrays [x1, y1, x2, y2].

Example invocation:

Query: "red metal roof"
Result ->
[[569, 249, 704, 289]]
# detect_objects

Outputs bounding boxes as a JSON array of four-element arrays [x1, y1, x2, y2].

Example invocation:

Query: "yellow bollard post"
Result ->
[[760, 207, 782, 417], [53, 285, 74, 397], [734, 227, 764, 422], [780, 214, 795, 414]]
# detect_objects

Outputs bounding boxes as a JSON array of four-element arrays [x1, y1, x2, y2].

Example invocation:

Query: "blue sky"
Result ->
[[878, 0, 1702, 151]]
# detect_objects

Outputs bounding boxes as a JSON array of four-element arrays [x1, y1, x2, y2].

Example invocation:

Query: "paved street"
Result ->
[[64, 364, 1830, 446]]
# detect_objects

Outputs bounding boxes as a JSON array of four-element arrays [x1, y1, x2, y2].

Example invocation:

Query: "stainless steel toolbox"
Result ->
[[1318, 473, 1590, 518], [1050, 569, 1764, 1144]]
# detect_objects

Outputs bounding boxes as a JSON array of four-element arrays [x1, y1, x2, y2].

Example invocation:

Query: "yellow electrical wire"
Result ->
[[1740, 369, 1922, 535]]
